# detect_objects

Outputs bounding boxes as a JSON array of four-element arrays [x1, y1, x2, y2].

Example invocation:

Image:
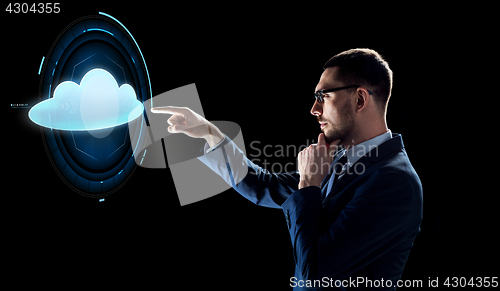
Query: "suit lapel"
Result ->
[[331, 157, 370, 194], [322, 133, 405, 205], [320, 163, 335, 201], [320, 150, 346, 201]]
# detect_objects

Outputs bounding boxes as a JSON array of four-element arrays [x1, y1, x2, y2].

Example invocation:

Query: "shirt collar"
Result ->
[[345, 130, 392, 166]]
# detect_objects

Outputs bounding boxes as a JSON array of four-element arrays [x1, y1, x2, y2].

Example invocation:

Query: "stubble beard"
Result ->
[[321, 101, 355, 145]]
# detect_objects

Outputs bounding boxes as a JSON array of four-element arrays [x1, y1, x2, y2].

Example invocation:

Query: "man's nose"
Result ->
[[310, 99, 322, 116]]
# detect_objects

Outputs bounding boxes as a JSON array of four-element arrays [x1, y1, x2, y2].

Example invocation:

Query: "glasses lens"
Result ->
[[315, 91, 323, 103]]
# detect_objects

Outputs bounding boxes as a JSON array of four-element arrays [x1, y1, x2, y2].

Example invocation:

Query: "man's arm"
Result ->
[[150, 106, 225, 147], [151, 106, 300, 208], [218, 131, 337, 207]]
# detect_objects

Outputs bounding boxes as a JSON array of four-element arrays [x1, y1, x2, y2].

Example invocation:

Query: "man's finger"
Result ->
[[167, 114, 185, 126], [318, 133, 326, 146], [168, 124, 190, 133], [151, 106, 188, 115]]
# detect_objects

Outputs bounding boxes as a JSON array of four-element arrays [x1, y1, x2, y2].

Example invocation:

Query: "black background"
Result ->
[[4, 2, 497, 289]]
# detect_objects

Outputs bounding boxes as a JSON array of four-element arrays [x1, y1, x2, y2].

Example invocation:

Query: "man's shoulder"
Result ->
[[365, 133, 420, 182], [351, 133, 421, 199], [367, 147, 421, 190]]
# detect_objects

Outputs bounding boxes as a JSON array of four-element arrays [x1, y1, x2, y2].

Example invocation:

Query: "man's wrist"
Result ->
[[298, 180, 321, 190], [204, 123, 224, 148], [299, 180, 311, 189]]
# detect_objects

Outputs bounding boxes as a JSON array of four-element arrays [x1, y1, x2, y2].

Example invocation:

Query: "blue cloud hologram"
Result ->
[[29, 68, 143, 131]]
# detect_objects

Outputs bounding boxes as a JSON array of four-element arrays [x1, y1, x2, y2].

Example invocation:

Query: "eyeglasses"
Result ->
[[314, 85, 373, 103]]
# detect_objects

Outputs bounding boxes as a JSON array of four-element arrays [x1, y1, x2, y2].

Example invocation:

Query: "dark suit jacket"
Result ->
[[201, 133, 422, 290]]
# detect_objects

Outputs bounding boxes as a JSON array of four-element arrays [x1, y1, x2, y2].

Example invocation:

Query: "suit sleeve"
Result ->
[[281, 170, 419, 280], [197, 136, 299, 209]]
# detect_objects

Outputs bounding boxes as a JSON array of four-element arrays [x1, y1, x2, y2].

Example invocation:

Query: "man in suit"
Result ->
[[151, 48, 423, 290]]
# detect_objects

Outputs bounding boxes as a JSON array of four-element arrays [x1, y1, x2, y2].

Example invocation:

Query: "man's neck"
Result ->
[[342, 122, 389, 151]]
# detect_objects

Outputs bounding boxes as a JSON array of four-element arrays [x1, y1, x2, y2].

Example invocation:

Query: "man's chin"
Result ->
[[323, 129, 345, 145], [323, 132, 337, 144]]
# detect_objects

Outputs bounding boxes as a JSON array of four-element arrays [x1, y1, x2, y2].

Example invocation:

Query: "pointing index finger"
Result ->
[[317, 133, 326, 146], [150, 106, 188, 115]]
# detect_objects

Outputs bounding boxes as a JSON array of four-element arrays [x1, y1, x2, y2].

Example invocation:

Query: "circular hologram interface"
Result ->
[[38, 12, 151, 198]]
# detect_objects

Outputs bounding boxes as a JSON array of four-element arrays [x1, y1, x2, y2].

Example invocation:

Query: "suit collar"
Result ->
[[350, 132, 404, 171], [345, 130, 392, 166], [367, 132, 404, 162]]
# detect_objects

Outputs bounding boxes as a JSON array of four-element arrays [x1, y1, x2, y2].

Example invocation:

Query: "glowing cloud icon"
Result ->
[[29, 69, 143, 137]]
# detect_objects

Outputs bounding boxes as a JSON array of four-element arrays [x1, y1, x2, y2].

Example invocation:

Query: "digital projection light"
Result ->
[[32, 12, 151, 198], [29, 68, 143, 133], [31, 12, 248, 204]]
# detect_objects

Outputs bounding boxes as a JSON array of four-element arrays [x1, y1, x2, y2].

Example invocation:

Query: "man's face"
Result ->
[[311, 67, 355, 144]]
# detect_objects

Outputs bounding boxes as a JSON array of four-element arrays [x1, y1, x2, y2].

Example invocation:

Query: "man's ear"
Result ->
[[355, 87, 370, 112]]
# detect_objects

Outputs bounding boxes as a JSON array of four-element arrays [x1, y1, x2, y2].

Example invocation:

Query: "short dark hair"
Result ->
[[323, 48, 393, 113]]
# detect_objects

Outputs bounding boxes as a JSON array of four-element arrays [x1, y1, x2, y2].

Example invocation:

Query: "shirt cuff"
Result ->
[[204, 135, 227, 154]]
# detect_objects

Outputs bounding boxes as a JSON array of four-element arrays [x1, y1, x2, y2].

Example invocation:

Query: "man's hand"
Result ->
[[150, 106, 224, 147], [298, 133, 340, 189]]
